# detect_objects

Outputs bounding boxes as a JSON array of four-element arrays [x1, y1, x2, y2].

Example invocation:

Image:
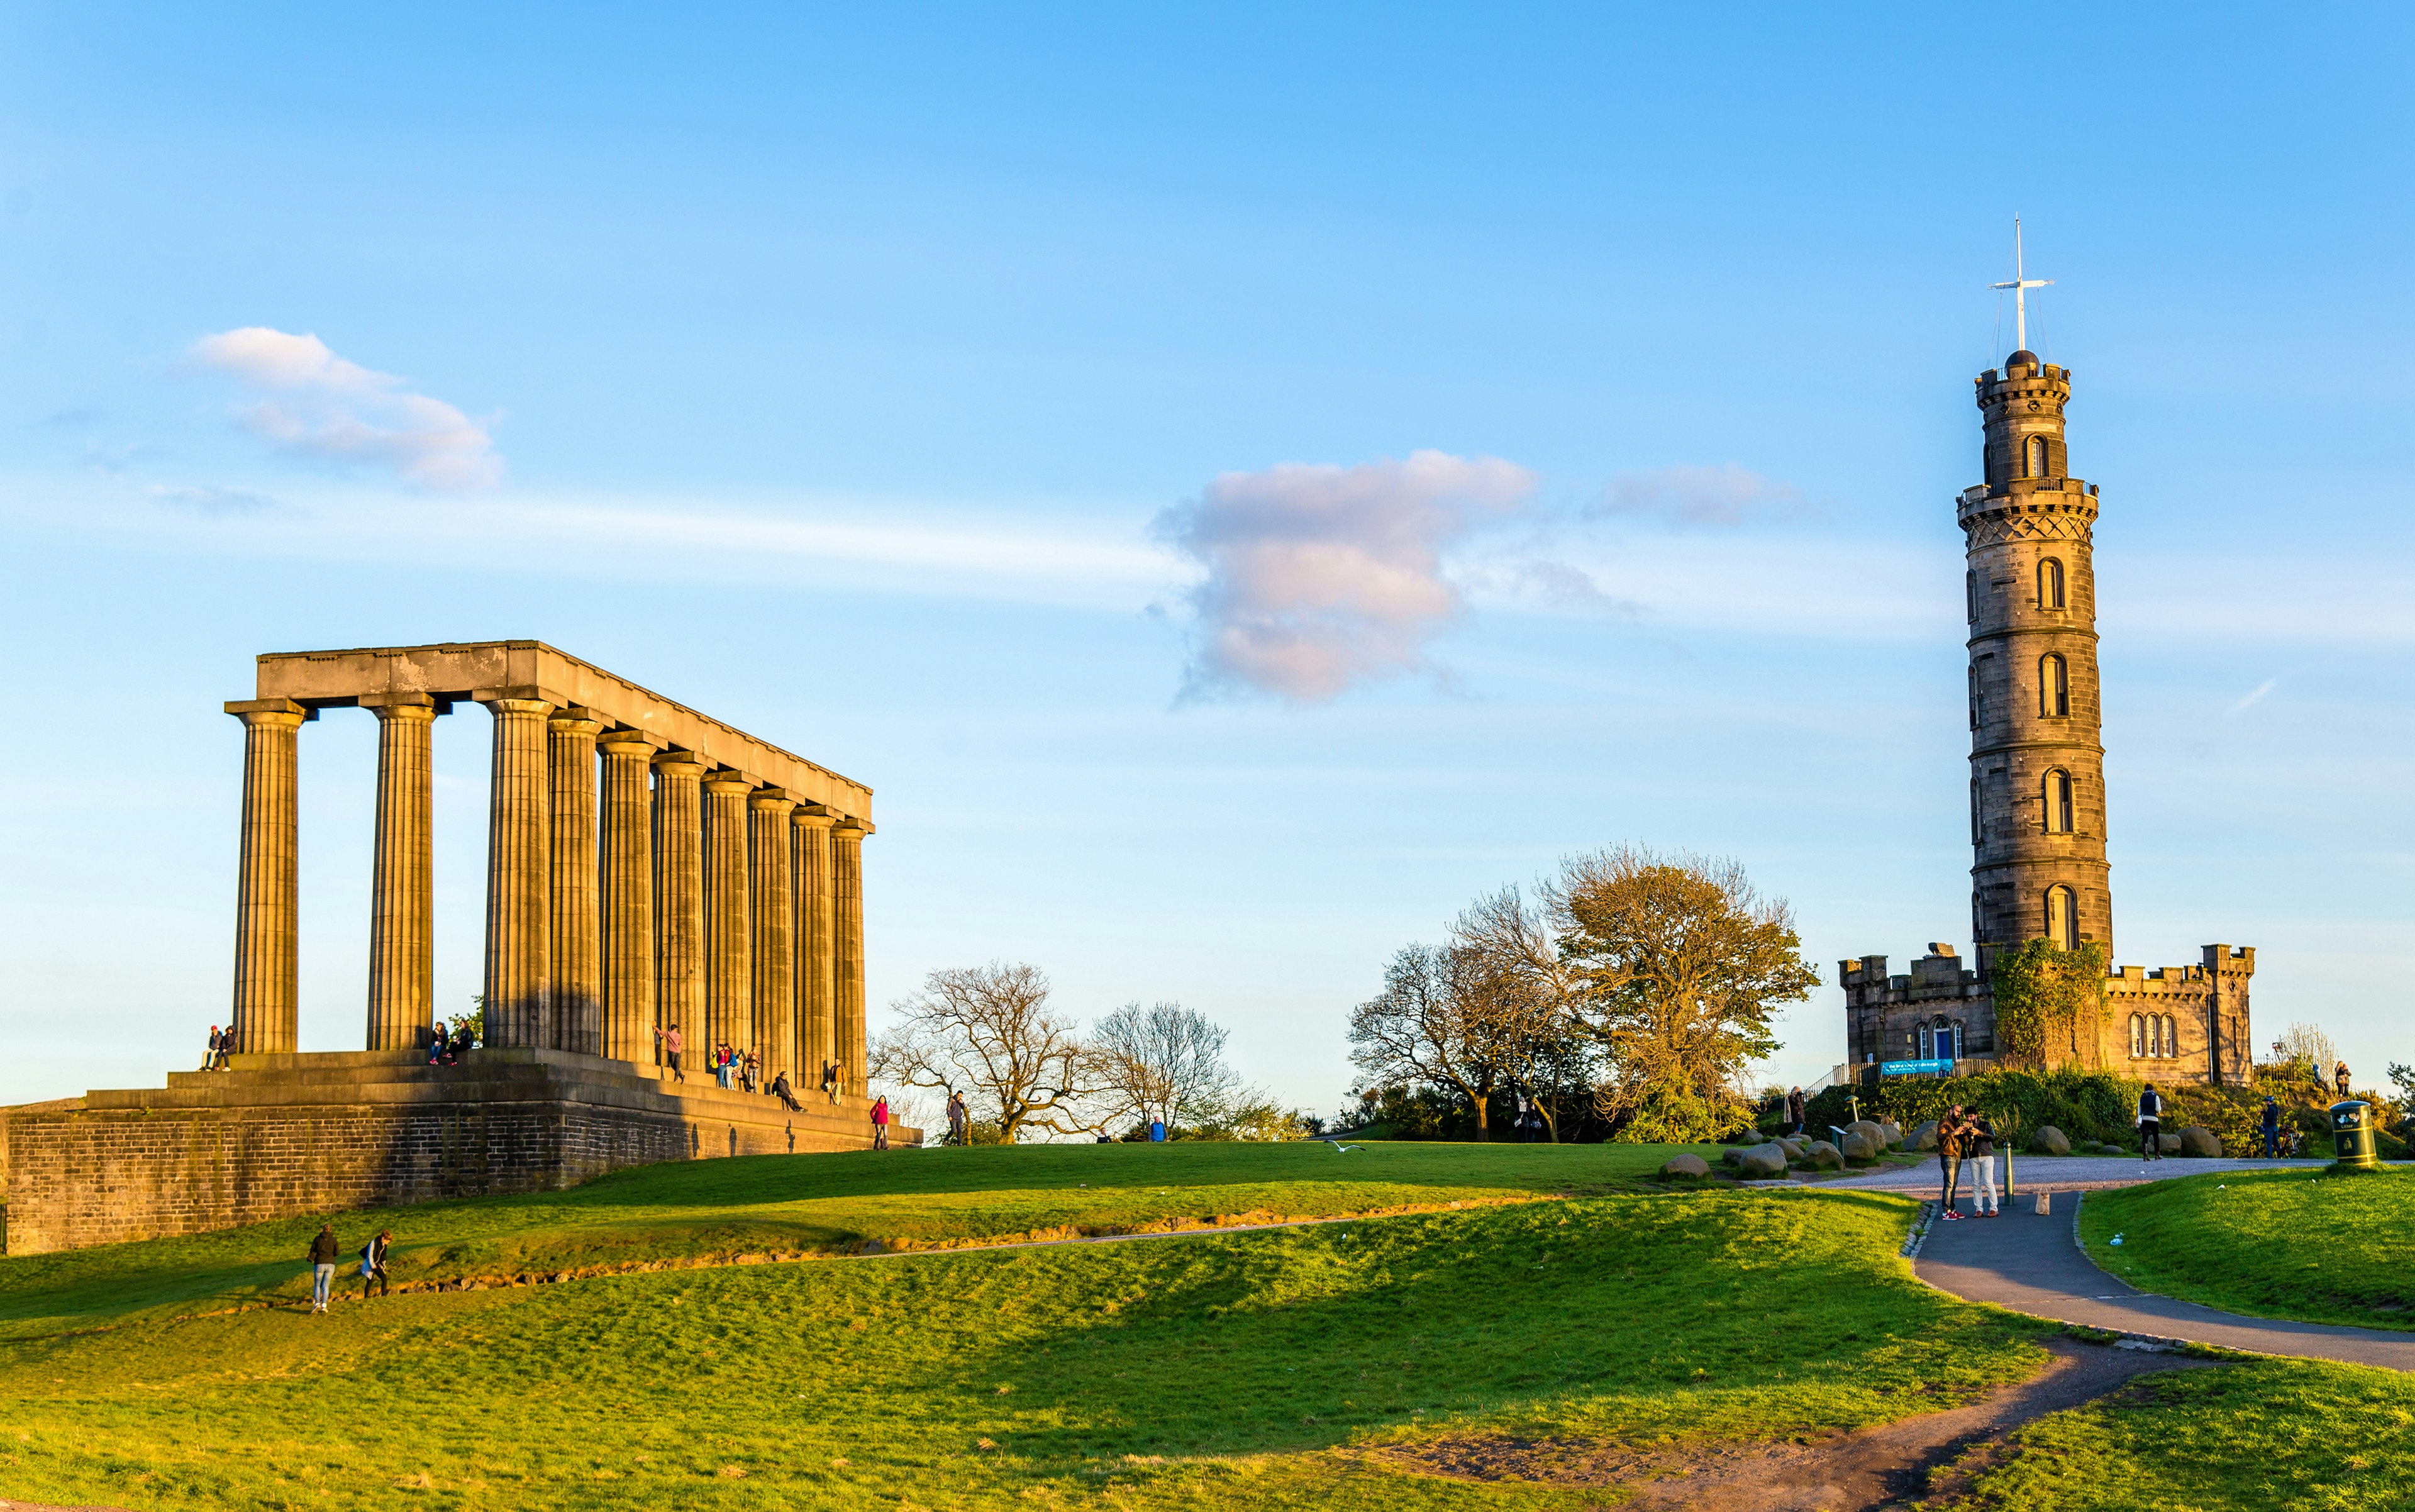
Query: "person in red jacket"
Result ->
[[871, 1095, 891, 1150]]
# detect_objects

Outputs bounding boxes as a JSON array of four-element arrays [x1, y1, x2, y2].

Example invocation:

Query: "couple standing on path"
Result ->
[[304, 1223, 394, 1312], [1936, 1105, 2001, 1220]]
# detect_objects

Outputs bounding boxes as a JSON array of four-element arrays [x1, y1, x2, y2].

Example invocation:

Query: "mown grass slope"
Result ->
[[2077, 1165, 2415, 1330], [1933, 1357, 2415, 1511], [0, 1140, 1708, 1338], [0, 1144, 2048, 1511]]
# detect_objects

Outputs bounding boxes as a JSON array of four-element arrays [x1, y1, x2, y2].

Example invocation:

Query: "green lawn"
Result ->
[[2077, 1166, 2415, 1330], [0, 1143, 2051, 1511], [0, 1140, 1713, 1339], [1932, 1358, 2415, 1511]]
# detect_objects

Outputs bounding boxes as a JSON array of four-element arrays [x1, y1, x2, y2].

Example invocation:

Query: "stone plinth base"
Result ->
[[0, 1048, 918, 1255]]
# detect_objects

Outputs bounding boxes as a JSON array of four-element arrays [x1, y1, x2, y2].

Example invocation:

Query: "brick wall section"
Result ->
[[1, 1049, 918, 1255]]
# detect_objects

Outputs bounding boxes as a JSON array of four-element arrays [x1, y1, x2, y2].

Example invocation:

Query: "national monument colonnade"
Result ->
[[225, 641, 872, 1094]]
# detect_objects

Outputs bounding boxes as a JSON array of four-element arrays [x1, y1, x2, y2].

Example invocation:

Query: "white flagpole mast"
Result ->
[[1990, 217, 2052, 352]]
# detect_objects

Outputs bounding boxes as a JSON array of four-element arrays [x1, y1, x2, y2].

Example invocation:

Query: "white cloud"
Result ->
[[2229, 677, 2278, 713], [189, 327, 500, 489], [147, 483, 279, 516], [1596, 464, 1807, 528], [1152, 450, 1535, 703]]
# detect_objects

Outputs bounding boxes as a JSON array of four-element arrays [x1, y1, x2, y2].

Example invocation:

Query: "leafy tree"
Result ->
[[870, 962, 1098, 1142], [1348, 943, 1512, 1140], [1541, 846, 1818, 1143], [1452, 887, 1597, 1141], [1092, 1000, 1240, 1134]]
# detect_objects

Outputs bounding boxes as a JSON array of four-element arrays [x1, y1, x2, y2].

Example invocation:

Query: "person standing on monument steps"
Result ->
[[307, 1223, 341, 1313], [2138, 1083, 2164, 1161], [658, 1023, 685, 1083]]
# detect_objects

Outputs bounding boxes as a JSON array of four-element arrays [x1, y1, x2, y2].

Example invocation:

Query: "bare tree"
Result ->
[[870, 962, 1098, 1141], [1348, 943, 1513, 1140], [1453, 887, 1596, 1141], [2271, 1021, 2341, 1082], [1093, 1000, 1239, 1135], [1541, 845, 1818, 1143]]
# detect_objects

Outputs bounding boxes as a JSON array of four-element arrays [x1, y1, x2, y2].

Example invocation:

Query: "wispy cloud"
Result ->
[[1152, 450, 1535, 703], [2230, 677, 2278, 713], [147, 484, 280, 516], [1594, 464, 1807, 529], [189, 327, 500, 489]]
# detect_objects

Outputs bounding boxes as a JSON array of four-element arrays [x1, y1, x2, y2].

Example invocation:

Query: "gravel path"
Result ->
[[1825, 1152, 2326, 1196]]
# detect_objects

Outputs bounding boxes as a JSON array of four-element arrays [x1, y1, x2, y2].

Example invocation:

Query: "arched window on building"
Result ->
[[2044, 885, 2078, 948], [1970, 777, 1984, 846], [2038, 557, 2065, 610], [1966, 569, 1978, 623], [2129, 1013, 2145, 1059], [2028, 434, 2050, 479], [2043, 769, 2074, 833], [2162, 1016, 2179, 1057], [1917, 1023, 1932, 1059], [1934, 1018, 1960, 1062], [2040, 653, 2069, 717]]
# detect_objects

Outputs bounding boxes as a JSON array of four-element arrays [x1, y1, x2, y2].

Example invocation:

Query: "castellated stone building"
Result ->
[[1839, 350, 2254, 1086]]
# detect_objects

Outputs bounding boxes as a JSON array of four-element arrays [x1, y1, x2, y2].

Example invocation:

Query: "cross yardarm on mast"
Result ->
[[1990, 218, 2051, 352]]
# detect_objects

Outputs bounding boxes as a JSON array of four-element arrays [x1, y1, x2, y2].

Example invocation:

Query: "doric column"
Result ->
[[363, 695, 438, 1050], [226, 697, 309, 1055], [652, 751, 709, 1059], [832, 818, 870, 1096], [547, 709, 605, 1055], [481, 694, 555, 1049], [597, 732, 658, 1064], [702, 770, 756, 1062], [749, 789, 797, 1082], [791, 804, 836, 1087]]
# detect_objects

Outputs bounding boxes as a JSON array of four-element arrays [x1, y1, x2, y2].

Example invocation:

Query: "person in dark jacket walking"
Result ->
[[1785, 1086, 1806, 1137], [359, 1229, 392, 1299], [2261, 1095, 2282, 1159], [2138, 1084, 2164, 1160], [308, 1223, 341, 1313]]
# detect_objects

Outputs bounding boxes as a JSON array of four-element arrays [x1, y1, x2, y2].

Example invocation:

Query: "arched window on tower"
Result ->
[[1968, 665, 1980, 731], [2040, 653, 2069, 717], [2043, 769, 2074, 833], [2028, 434, 2050, 479], [1970, 777, 1984, 846], [1966, 569, 1978, 623], [2129, 1013, 2145, 1059], [2038, 557, 2065, 610], [2044, 885, 2078, 948]]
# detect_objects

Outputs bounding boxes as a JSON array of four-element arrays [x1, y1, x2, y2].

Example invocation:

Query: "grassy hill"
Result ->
[[8, 1141, 2413, 1510], [2078, 1165, 2415, 1330]]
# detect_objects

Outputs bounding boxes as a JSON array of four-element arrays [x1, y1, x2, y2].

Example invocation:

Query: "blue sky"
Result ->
[[4, 4, 2411, 1112]]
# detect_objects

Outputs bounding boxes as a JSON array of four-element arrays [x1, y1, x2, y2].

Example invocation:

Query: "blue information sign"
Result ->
[[1880, 1058, 1955, 1076]]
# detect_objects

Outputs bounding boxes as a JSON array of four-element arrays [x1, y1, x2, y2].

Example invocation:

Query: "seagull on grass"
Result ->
[[1321, 1138, 1364, 1153]]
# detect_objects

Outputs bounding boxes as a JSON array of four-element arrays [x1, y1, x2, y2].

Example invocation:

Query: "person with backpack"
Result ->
[[1936, 1104, 1968, 1220], [307, 1223, 341, 1313], [2138, 1084, 2164, 1160], [1963, 1111, 2001, 1217], [358, 1229, 392, 1299], [2261, 1095, 2282, 1159]]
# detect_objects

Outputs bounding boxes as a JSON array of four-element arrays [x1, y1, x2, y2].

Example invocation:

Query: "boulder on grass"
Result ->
[[2177, 1126, 2222, 1158], [1776, 1138, 1804, 1160], [1801, 1140, 1843, 1168], [1906, 1120, 1941, 1152], [2029, 1125, 2071, 1155], [1660, 1152, 1711, 1179], [1879, 1119, 1904, 1147], [2158, 1131, 2183, 1155], [1733, 1143, 1790, 1178], [1840, 1130, 1881, 1161], [1845, 1119, 1889, 1151]]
